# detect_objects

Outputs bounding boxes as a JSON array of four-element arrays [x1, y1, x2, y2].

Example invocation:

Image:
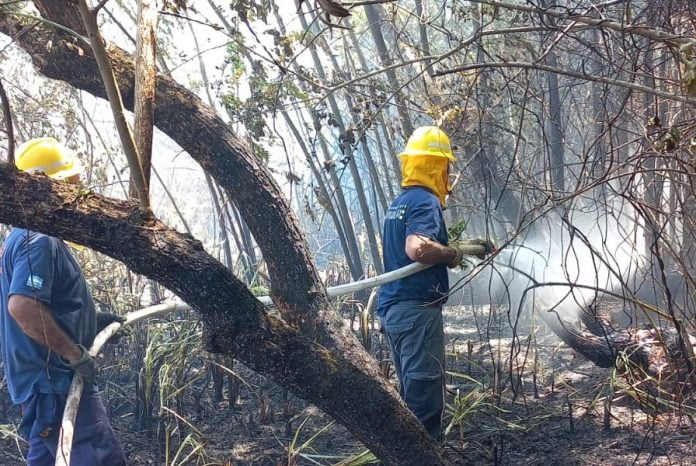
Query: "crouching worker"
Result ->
[[0, 138, 127, 465], [378, 126, 494, 441]]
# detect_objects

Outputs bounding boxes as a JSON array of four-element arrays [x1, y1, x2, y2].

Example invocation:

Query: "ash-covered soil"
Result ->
[[1, 304, 694, 465]]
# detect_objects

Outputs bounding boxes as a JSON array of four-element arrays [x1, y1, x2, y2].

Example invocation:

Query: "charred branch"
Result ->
[[0, 78, 14, 164]]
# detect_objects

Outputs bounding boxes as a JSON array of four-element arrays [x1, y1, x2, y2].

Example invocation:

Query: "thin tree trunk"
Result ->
[[76, 0, 150, 210], [0, 79, 14, 164], [590, 28, 607, 177], [414, 0, 432, 69], [281, 110, 362, 279], [376, 112, 402, 191], [133, 0, 157, 189], [363, 3, 414, 138], [339, 35, 388, 214], [545, 51, 565, 193], [345, 20, 400, 196], [272, 7, 365, 279], [298, 8, 384, 274]]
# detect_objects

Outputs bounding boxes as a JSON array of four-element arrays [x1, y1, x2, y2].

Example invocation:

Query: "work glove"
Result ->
[[449, 238, 497, 266], [69, 344, 97, 386], [97, 311, 126, 344]]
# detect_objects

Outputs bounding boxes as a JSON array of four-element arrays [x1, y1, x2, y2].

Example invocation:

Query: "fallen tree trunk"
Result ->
[[0, 166, 451, 465], [539, 304, 696, 391]]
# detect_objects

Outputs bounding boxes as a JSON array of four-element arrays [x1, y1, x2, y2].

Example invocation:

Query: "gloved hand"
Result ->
[[96, 311, 127, 344], [69, 344, 97, 385], [450, 238, 497, 263], [96, 311, 126, 332]]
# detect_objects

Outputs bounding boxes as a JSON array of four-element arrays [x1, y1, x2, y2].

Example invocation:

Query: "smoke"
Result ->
[[453, 193, 646, 323]]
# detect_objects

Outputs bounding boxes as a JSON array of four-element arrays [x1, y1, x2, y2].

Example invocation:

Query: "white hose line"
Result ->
[[256, 262, 432, 305], [55, 302, 188, 466], [56, 246, 486, 465]]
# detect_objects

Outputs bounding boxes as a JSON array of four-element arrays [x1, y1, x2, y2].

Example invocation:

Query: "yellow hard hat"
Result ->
[[15, 137, 83, 180], [398, 126, 455, 161], [399, 126, 455, 207]]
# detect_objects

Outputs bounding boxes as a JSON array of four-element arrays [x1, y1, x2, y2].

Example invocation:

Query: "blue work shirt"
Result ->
[[378, 187, 449, 316], [0, 228, 97, 405]]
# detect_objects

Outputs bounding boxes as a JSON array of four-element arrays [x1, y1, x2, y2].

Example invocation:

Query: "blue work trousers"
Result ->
[[381, 301, 445, 440], [21, 390, 126, 466]]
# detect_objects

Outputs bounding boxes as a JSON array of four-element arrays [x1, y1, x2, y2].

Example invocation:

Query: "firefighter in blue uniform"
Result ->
[[378, 126, 494, 440]]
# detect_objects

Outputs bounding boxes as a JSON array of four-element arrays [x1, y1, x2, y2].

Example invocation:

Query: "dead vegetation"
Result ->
[[1, 299, 694, 465]]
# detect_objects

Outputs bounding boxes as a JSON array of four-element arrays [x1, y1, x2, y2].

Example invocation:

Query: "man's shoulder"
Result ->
[[5, 229, 58, 253], [399, 187, 439, 207]]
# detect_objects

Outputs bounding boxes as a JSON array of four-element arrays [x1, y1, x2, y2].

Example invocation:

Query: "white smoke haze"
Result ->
[[452, 192, 647, 324]]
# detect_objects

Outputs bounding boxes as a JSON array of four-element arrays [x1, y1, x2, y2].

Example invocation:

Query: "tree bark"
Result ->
[[133, 0, 157, 189]]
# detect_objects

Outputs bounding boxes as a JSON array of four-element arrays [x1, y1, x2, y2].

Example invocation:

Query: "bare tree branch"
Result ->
[[93, 0, 111, 14], [468, 0, 696, 46], [433, 61, 696, 105], [0, 78, 14, 164]]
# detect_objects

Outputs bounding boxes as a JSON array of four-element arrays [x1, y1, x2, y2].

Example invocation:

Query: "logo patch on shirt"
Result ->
[[26, 275, 44, 290], [385, 203, 407, 221]]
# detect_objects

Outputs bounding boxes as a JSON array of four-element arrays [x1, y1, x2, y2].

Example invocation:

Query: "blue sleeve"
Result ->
[[405, 198, 442, 242], [8, 234, 54, 305]]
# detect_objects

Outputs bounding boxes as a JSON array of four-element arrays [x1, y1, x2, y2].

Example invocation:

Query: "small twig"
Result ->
[[566, 393, 574, 432], [466, 0, 694, 46], [0, 78, 15, 164], [93, 0, 112, 14]]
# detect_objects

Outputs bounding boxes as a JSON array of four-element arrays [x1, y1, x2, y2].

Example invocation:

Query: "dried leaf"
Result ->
[[65, 42, 84, 56], [679, 42, 696, 97], [316, 0, 351, 18], [684, 59, 696, 97]]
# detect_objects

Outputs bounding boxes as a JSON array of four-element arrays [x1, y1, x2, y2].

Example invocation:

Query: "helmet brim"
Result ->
[[398, 150, 456, 162], [49, 161, 83, 180]]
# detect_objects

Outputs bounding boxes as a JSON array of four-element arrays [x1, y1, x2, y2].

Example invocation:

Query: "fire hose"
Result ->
[[55, 243, 489, 466]]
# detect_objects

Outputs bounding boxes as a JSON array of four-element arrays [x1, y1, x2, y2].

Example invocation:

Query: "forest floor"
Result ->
[[1, 304, 695, 465]]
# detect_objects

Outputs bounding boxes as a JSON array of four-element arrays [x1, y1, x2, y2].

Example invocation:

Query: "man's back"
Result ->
[[0, 228, 96, 404], [378, 186, 449, 316]]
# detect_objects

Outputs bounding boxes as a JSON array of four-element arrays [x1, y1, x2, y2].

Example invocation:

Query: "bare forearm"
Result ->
[[8, 295, 82, 363], [405, 235, 457, 266]]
